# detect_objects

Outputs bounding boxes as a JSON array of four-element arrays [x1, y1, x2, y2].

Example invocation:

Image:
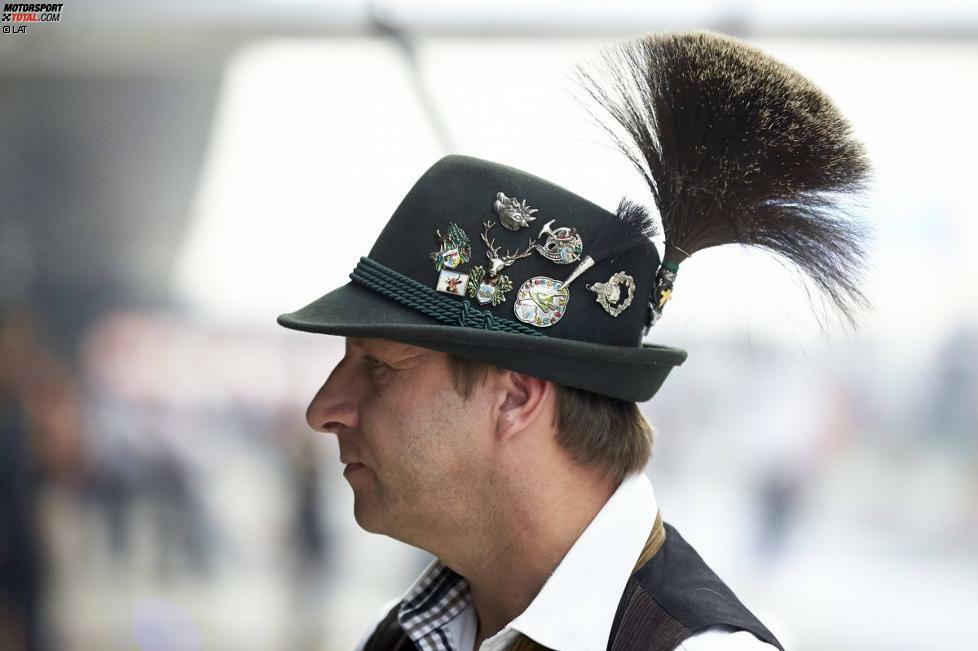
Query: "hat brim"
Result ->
[[277, 282, 686, 402]]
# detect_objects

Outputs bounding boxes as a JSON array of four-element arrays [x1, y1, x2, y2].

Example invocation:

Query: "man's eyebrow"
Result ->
[[349, 338, 405, 358], [347, 338, 366, 350], [355, 339, 433, 363]]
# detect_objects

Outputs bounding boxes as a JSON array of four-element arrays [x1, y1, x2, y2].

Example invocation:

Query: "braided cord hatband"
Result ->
[[350, 257, 543, 337]]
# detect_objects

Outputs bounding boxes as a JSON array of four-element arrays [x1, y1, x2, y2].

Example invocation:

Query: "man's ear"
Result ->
[[495, 370, 554, 442]]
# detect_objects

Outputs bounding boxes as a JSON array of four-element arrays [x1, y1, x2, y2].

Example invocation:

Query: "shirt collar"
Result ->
[[507, 471, 658, 651], [397, 472, 658, 651]]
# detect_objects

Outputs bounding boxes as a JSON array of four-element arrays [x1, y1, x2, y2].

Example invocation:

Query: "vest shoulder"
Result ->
[[629, 522, 783, 649]]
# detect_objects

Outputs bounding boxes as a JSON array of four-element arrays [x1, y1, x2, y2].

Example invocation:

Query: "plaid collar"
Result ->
[[397, 562, 473, 651]]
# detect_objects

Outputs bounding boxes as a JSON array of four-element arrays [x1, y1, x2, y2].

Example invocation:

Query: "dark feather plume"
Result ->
[[589, 198, 659, 263], [575, 30, 873, 329], [561, 197, 659, 289]]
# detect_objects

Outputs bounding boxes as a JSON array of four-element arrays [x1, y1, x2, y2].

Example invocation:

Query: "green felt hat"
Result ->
[[278, 31, 871, 403], [278, 155, 687, 402]]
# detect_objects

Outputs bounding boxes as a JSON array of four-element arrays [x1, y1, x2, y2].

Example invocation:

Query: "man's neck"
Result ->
[[437, 467, 618, 642]]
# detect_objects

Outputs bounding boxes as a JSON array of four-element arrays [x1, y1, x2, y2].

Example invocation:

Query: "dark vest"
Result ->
[[363, 521, 784, 651]]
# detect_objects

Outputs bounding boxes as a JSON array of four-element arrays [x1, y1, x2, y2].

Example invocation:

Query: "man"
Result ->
[[279, 30, 870, 650]]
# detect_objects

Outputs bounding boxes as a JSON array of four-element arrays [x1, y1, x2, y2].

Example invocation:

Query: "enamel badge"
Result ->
[[514, 277, 570, 327], [535, 220, 583, 265], [587, 271, 636, 317], [467, 266, 513, 306], [431, 223, 472, 271], [436, 269, 469, 296], [494, 192, 538, 231]]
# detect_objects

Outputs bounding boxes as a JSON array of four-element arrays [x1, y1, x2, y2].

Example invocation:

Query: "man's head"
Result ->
[[305, 337, 652, 546]]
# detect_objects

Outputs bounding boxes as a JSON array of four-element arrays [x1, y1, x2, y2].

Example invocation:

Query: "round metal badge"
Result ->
[[513, 276, 570, 327]]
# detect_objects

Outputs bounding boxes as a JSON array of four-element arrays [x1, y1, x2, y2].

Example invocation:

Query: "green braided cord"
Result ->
[[350, 257, 543, 337], [660, 260, 680, 273]]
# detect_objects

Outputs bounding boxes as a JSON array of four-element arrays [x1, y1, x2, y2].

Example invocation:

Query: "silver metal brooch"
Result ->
[[587, 271, 636, 317], [535, 220, 583, 265], [494, 192, 538, 231]]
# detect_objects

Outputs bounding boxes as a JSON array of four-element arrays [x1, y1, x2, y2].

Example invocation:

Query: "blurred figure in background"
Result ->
[[1, 309, 87, 651]]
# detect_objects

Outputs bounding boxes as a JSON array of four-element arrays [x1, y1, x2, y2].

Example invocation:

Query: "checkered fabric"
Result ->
[[398, 563, 473, 651]]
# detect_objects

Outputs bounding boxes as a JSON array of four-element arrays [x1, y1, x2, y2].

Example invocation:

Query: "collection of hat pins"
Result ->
[[430, 193, 636, 328]]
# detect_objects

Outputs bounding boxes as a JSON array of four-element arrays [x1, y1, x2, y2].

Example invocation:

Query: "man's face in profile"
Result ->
[[305, 338, 496, 542]]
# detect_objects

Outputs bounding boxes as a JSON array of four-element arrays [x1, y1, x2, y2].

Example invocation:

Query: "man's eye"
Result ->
[[364, 355, 388, 370]]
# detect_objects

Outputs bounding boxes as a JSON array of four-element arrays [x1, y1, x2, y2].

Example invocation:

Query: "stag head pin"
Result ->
[[494, 192, 538, 231]]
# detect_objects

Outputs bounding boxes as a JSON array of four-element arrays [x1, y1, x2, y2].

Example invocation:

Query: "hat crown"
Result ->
[[367, 155, 659, 347]]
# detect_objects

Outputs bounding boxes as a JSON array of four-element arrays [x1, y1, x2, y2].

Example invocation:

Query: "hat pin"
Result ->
[[467, 221, 534, 306], [494, 192, 538, 231], [534, 219, 584, 265]]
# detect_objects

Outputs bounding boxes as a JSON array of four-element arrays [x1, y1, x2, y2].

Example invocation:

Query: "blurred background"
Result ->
[[1, 1, 977, 649]]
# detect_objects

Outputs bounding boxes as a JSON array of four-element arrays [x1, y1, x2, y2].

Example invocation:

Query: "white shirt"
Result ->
[[355, 473, 779, 651]]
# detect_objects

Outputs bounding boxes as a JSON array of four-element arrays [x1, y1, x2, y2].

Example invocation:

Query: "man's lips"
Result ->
[[343, 462, 367, 478]]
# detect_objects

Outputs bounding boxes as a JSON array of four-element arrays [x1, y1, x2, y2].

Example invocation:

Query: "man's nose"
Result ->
[[305, 357, 360, 435]]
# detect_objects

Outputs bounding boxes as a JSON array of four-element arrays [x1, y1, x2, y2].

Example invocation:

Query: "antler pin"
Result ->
[[467, 221, 535, 306], [481, 221, 534, 277]]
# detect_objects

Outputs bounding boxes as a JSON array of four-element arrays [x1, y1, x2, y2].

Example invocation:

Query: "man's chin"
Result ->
[[351, 493, 388, 534]]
